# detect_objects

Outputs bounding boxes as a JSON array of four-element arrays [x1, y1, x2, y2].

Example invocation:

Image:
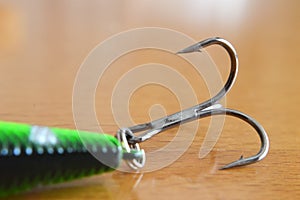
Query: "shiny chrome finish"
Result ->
[[117, 37, 269, 170]]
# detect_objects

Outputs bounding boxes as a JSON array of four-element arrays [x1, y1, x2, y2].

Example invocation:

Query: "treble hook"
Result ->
[[116, 37, 269, 170]]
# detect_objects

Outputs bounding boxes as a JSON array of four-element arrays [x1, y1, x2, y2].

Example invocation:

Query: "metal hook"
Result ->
[[116, 37, 269, 170]]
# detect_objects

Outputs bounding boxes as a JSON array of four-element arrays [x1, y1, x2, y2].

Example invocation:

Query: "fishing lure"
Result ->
[[0, 37, 269, 197], [0, 121, 143, 197]]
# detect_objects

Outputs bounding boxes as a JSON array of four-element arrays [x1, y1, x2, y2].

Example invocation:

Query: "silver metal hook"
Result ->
[[116, 37, 269, 170]]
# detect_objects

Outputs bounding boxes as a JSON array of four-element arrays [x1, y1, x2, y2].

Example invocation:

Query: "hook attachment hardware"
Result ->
[[117, 37, 269, 170]]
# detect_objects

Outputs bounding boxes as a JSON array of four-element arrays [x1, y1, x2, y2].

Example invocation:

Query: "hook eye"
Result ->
[[117, 129, 146, 170]]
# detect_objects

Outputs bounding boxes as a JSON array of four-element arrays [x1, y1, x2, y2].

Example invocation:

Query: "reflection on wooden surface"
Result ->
[[0, 0, 299, 199]]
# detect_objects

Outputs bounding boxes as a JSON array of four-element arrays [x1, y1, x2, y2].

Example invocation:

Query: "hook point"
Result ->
[[219, 161, 241, 170], [176, 43, 202, 54]]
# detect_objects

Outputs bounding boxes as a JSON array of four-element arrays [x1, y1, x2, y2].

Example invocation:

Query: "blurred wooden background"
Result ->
[[0, 0, 299, 199]]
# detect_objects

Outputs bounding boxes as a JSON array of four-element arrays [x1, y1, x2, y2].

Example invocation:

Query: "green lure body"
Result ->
[[0, 121, 122, 197]]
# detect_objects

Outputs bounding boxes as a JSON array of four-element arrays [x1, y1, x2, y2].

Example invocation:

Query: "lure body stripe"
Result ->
[[0, 121, 122, 197]]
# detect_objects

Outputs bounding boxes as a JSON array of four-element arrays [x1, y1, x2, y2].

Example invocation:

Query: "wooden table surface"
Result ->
[[0, 0, 299, 199]]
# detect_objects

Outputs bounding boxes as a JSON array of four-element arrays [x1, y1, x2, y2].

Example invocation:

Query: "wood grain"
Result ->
[[0, 0, 299, 199]]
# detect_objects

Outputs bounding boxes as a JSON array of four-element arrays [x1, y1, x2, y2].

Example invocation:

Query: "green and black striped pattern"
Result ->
[[0, 121, 122, 197]]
